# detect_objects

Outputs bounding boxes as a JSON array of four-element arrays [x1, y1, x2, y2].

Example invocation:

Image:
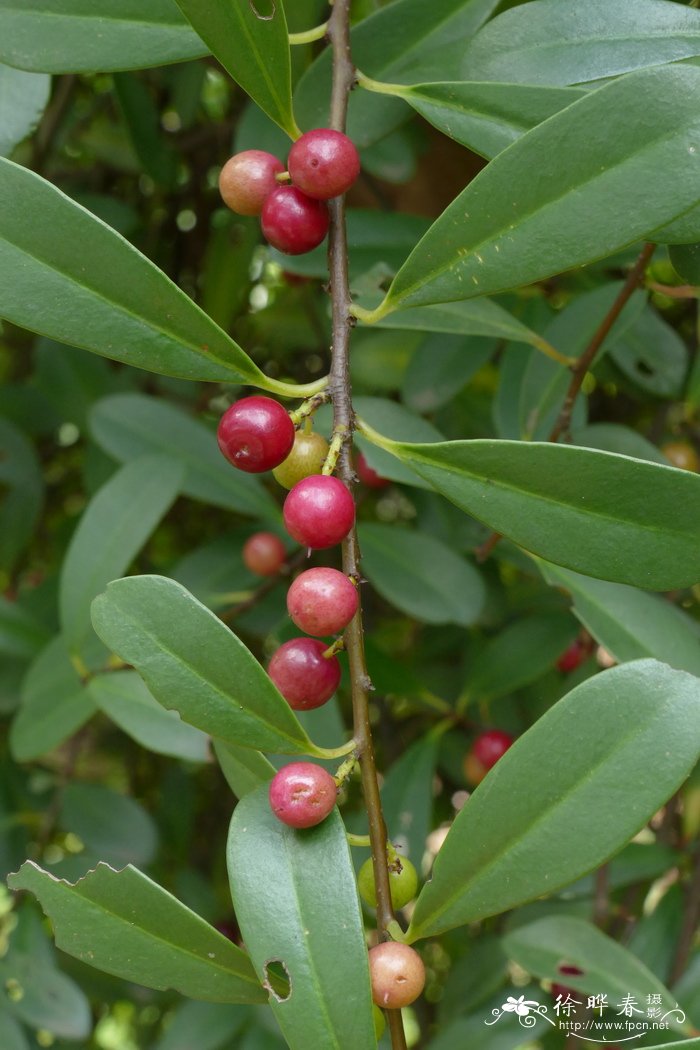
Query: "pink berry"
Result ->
[[472, 729, 514, 771], [268, 637, 341, 709], [288, 129, 360, 200], [217, 396, 295, 473], [243, 532, 286, 577], [287, 567, 358, 636], [218, 150, 284, 216], [261, 186, 329, 255], [283, 475, 355, 549], [269, 762, 337, 828], [357, 452, 390, 490], [368, 943, 426, 1009], [556, 638, 593, 673]]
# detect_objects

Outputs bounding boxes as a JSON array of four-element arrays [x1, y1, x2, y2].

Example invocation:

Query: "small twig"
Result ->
[[549, 242, 656, 443], [647, 281, 699, 299], [289, 21, 329, 44], [670, 846, 700, 985], [31, 74, 77, 171], [593, 863, 609, 928]]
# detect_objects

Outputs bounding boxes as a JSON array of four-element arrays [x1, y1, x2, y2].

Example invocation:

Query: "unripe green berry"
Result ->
[[273, 430, 330, 490], [358, 854, 418, 910]]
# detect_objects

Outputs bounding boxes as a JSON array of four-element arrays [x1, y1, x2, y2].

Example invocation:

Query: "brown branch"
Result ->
[[670, 846, 700, 985], [477, 243, 656, 561], [549, 242, 656, 443], [31, 74, 78, 171], [326, 6, 407, 1049]]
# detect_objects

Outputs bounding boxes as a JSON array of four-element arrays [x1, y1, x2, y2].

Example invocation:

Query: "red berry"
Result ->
[[243, 532, 286, 577], [283, 475, 355, 550], [556, 640, 588, 673], [368, 943, 426, 1009], [269, 762, 337, 828], [217, 396, 295, 473], [288, 128, 360, 200], [268, 637, 341, 709], [472, 729, 514, 771], [218, 150, 284, 216], [287, 567, 358, 636], [261, 186, 329, 255], [552, 965, 584, 1001], [357, 452, 390, 490]]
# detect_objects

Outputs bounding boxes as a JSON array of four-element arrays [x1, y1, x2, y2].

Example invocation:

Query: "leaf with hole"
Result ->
[[406, 660, 700, 941], [227, 786, 376, 1049]]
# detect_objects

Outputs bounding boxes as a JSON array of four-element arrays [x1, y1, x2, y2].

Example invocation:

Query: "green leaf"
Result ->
[[173, 0, 298, 138], [373, 66, 700, 315], [376, 80, 586, 160], [171, 532, 259, 610], [504, 916, 688, 1032], [0, 0, 207, 74], [359, 524, 486, 626], [90, 575, 320, 756], [0, 158, 289, 390], [670, 241, 700, 285], [60, 455, 184, 656], [539, 562, 700, 678], [90, 395, 279, 520], [351, 395, 443, 490], [401, 334, 494, 412], [367, 437, 700, 589], [0, 417, 43, 573], [381, 732, 443, 865], [227, 786, 376, 1050], [406, 660, 700, 942], [571, 423, 668, 465], [153, 1001, 250, 1050], [462, 614, 579, 704], [460, 0, 700, 87], [0, 63, 50, 156], [214, 740, 275, 798], [295, 0, 500, 147], [89, 671, 211, 762], [0, 1010, 30, 1050], [608, 305, 688, 397], [10, 636, 95, 762], [0, 597, 50, 661], [374, 297, 553, 353], [0, 955, 91, 1040], [7, 861, 265, 1003], [60, 782, 158, 868]]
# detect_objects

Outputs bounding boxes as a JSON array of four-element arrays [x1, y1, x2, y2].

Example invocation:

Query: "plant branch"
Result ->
[[549, 242, 655, 443], [670, 845, 700, 985], [325, 5, 407, 1049]]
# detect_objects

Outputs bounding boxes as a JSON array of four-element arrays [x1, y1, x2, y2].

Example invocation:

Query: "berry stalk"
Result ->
[[324, 4, 408, 1049]]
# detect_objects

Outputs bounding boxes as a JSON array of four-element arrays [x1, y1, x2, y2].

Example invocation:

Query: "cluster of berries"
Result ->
[[218, 128, 360, 255]]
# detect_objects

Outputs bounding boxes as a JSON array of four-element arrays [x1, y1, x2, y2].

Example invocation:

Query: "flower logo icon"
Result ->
[[502, 996, 541, 1017]]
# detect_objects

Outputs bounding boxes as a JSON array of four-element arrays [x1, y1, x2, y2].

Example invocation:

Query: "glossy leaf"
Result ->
[[539, 562, 700, 678], [227, 786, 376, 1049], [0, 158, 285, 389], [504, 916, 686, 1031], [153, 1001, 250, 1050], [0, 63, 50, 156], [345, 395, 442, 490], [10, 636, 95, 761], [402, 334, 494, 412], [374, 66, 700, 314], [0, 0, 207, 74], [609, 306, 687, 397], [90, 395, 278, 520], [375, 297, 553, 353], [214, 740, 274, 798], [406, 660, 700, 941], [295, 0, 499, 146], [378, 80, 585, 160], [89, 671, 210, 762], [381, 732, 442, 865], [8, 861, 264, 1003], [90, 575, 320, 756], [60, 782, 158, 868], [60, 454, 184, 655], [367, 437, 700, 589], [173, 0, 298, 138], [571, 423, 668, 465], [460, 0, 700, 86], [359, 524, 486, 627], [462, 614, 579, 703]]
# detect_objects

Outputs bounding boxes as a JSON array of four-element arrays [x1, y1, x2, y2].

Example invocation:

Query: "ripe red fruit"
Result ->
[[218, 150, 284, 216], [287, 567, 358, 636], [552, 964, 584, 1001], [283, 475, 355, 549], [287, 128, 360, 200], [217, 396, 295, 473], [242, 532, 286, 577], [464, 729, 514, 786], [357, 452, 390, 490], [261, 186, 329, 255], [269, 762, 337, 828], [368, 943, 426, 1009], [268, 637, 341, 709], [556, 637, 593, 673]]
